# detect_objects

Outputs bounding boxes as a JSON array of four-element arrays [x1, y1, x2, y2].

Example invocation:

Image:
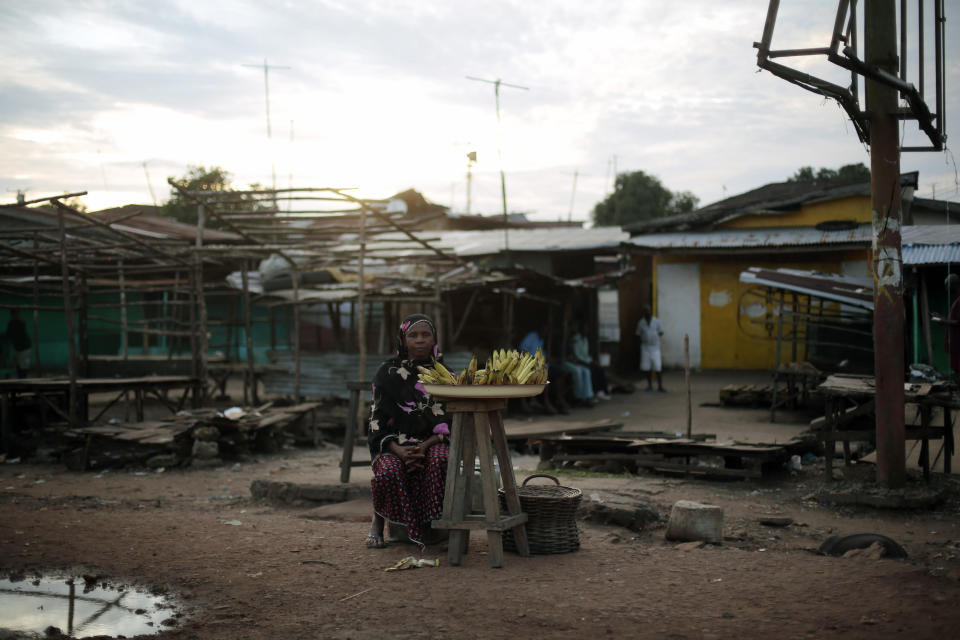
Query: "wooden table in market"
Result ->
[[0, 375, 199, 436], [429, 389, 531, 568], [817, 374, 956, 481], [770, 361, 824, 422]]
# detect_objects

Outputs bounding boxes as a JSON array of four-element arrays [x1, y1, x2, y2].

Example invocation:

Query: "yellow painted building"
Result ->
[[624, 177, 908, 370]]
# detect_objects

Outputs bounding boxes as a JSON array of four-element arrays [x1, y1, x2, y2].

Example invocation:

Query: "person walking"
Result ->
[[636, 305, 665, 392]]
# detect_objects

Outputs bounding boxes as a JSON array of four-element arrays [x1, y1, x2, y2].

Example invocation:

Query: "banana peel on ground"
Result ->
[[385, 556, 440, 571]]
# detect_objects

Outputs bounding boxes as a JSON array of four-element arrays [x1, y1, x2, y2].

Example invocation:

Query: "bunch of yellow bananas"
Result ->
[[417, 349, 547, 385], [416, 360, 458, 385]]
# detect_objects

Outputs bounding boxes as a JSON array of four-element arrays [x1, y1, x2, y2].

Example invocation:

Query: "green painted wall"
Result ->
[[2, 289, 290, 375]]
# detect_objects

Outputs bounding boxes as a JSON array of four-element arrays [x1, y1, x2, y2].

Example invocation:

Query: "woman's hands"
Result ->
[[388, 435, 441, 472]]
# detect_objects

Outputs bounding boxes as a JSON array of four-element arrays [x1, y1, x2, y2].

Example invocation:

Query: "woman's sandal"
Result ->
[[365, 532, 387, 549]]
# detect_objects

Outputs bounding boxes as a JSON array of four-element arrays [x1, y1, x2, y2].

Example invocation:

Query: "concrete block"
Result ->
[[665, 500, 723, 544]]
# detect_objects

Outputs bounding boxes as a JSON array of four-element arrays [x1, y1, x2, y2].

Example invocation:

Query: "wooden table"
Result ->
[[817, 374, 956, 481], [0, 375, 199, 439], [770, 362, 824, 422], [432, 396, 530, 568]]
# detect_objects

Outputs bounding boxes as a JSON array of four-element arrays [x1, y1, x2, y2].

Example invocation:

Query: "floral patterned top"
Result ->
[[366, 356, 451, 460]]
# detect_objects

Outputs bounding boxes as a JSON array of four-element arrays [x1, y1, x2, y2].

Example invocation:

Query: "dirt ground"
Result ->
[[2, 370, 960, 639]]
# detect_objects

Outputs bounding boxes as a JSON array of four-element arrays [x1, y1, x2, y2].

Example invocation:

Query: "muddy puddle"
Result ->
[[0, 573, 180, 638]]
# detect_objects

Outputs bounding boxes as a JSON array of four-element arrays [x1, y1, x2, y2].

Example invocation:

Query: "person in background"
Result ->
[[571, 322, 610, 400], [5, 309, 31, 378], [518, 323, 570, 414], [365, 314, 450, 549], [931, 273, 960, 380], [636, 304, 665, 392]]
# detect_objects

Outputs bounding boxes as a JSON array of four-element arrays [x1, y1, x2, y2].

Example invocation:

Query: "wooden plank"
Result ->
[[251, 414, 296, 430], [504, 418, 623, 440], [553, 453, 665, 462], [445, 398, 507, 413], [276, 401, 324, 413], [113, 428, 180, 442], [432, 513, 527, 531], [136, 434, 177, 445], [640, 460, 763, 479]]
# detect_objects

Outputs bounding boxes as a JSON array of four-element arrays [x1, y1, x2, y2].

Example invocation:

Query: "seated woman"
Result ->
[[365, 313, 451, 549]]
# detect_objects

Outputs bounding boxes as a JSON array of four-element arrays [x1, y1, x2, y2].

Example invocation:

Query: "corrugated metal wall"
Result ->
[[261, 350, 474, 400]]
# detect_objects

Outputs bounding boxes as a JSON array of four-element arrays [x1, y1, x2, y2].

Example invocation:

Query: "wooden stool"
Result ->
[[433, 397, 530, 568], [340, 380, 371, 483]]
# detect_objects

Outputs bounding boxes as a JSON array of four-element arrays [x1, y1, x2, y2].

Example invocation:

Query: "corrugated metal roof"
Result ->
[[336, 227, 628, 257], [902, 225, 960, 265], [902, 225, 960, 245], [739, 267, 874, 310], [628, 225, 872, 250], [903, 245, 960, 265]]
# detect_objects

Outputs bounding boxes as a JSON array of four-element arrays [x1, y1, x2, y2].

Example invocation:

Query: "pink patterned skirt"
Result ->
[[371, 443, 448, 547]]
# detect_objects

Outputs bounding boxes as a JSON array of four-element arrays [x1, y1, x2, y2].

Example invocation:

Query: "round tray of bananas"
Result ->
[[422, 382, 548, 399], [417, 348, 550, 399]]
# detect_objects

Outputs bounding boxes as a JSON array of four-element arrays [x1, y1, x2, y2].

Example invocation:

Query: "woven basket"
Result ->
[[500, 474, 581, 555]]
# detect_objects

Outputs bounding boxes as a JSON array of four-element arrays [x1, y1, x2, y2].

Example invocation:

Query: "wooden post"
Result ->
[[31, 233, 40, 373], [225, 294, 237, 362], [119, 259, 128, 359], [242, 261, 256, 405], [790, 293, 798, 362], [867, 0, 906, 487], [357, 205, 367, 379], [685, 333, 692, 439], [171, 269, 182, 357], [188, 267, 199, 408], [57, 208, 78, 428], [770, 290, 784, 422], [78, 275, 89, 379], [920, 275, 935, 364], [291, 263, 301, 402], [195, 203, 208, 405], [434, 262, 443, 344], [269, 305, 277, 352]]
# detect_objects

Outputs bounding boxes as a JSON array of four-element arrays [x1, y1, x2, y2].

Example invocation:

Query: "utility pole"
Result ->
[[466, 76, 528, 262], [866, 0, 905, 488], [243, 58, 290, 204], [288, 119, 294, 212], [567, 169, 579, 223], [466, 151, 476, 215]]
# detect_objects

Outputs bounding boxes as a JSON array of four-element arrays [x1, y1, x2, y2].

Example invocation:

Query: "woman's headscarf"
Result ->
[[396, 313, 440, 362]]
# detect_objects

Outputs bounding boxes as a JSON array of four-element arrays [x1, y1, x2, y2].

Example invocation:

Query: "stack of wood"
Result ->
[[505, 419, 796, 480], [719, 384, 773, 407], [61, 402, 324, 471]]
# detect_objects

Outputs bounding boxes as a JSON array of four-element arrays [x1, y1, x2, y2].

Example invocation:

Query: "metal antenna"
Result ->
[[142, 161, 158, 206], [242, 58, 291, 201], [466, 75, 528, 259]]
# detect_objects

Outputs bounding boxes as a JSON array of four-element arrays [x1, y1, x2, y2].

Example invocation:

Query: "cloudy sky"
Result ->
[[1, 0, 957, 222]]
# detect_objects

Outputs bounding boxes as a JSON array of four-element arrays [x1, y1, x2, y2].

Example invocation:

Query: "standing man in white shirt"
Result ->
[[635, 305, 665, 392]]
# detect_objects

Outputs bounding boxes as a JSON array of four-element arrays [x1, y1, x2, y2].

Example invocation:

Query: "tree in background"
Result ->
[[592, 170, 699, 227], [60, 196, 88, 213], [787, 162, 870, 184], [162, 165, 264, 228]]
